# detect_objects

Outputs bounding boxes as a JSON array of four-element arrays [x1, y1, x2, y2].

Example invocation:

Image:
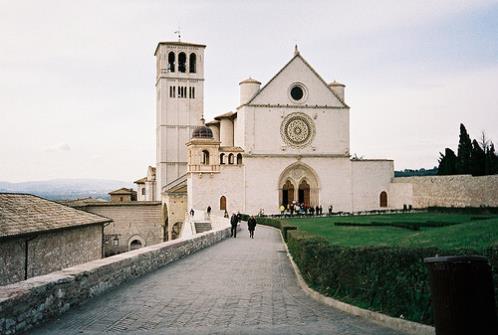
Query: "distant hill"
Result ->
[[394, 167, 438, 177], [0, 178, 135, 201]]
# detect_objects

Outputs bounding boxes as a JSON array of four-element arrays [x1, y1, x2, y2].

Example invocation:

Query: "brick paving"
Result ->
[[30, 224, 408, 335]]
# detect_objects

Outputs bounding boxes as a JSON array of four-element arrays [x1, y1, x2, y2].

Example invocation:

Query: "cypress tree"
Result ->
[[437, 148, 457, 175], [487, 142, 498, 174], [470, 139, 486, 176], [456, 123, 472, 174]]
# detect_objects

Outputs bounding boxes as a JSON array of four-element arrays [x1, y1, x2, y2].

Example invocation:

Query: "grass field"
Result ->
[[287, 213, 498, 251]]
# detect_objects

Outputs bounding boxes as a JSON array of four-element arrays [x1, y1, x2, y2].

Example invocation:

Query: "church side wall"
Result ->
[[188, 165, 245, 216], [351, 160, 398, 211], [393, 175, 498, 208]]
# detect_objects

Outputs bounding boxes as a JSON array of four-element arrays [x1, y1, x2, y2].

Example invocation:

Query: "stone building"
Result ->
[[0, 193, 110, 286], [109, 188, 137, 203], [135, 166, 157, 201], [71, 201, 164, 256]]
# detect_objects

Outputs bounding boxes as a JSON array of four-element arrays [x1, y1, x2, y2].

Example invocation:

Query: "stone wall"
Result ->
[[74, 202, 163, 256], [0, 224, 102, 286], [393, 175, 498, 208], [0, 227, 231, 335]]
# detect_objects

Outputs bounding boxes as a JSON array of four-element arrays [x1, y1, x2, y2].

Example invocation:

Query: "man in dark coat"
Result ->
[[230, 213, 238, 238], [247, 215, 257, 239]]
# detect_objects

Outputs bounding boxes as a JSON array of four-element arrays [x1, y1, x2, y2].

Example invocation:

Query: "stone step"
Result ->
[[194, 221, 212, 233]]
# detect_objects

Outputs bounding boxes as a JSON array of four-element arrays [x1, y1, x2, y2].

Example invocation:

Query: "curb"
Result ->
[[260, 224, 435, 335]]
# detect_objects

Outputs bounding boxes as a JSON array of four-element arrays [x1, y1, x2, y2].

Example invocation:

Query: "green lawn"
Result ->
[[287, 213, 498, 251]]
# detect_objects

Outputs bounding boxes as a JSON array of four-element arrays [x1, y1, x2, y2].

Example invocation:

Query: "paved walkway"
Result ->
[[30, 224, 408, 335]]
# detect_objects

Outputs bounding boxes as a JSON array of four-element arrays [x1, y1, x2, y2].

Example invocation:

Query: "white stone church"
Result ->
[[137, 40, 412, 235]]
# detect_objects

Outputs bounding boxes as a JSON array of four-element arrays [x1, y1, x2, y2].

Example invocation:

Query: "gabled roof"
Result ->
[[245, 51, 349, 108], [0, 193, 110, 239], [134, 177, 147, 184], [109, 188, 136, 195]]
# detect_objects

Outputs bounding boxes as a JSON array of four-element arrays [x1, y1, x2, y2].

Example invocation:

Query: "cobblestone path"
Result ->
[[30, 224, 407, 335]]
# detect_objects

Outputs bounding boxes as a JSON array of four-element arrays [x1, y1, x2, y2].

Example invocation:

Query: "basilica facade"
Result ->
[[149, 40, 412, 231]]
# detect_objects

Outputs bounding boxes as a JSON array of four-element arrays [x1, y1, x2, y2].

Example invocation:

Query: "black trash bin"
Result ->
[[424, 255, 498, 335]]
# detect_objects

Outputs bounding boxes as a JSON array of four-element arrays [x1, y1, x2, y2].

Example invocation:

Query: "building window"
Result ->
[[236, 153, 242, 165], [189, 87, 195, 99], [220, 196, 226, 210], [189, 53, 196, 73], [141, 188, 145, 195], [168, 52, 175, 72], [119, 196, 123, 202], [220, 153, 225, 164], [178, 52, 186, 73], [228, 153, 234, 164], [202, 150, 210, 165], [130, 239, 142, 250], [380, 191, 388, 208]]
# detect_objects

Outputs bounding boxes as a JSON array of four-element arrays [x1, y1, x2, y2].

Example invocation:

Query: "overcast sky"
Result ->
[[1, 0, 497, 182]]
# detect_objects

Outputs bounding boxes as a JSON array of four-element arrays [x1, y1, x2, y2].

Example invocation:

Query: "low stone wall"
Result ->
[[0, 227, 230, 335], [393, 175, 498, 208]]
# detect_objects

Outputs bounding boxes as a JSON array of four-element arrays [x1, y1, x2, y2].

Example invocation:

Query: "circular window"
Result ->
[[290, 85, 304, 101], [280, 113, 316, 148]]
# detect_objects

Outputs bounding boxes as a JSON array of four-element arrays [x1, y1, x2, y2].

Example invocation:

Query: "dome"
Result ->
[[192, 125, 213, 139]]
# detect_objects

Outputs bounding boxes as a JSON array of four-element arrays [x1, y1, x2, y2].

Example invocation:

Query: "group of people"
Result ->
[[230, 212, 257, 239], [279, 203, 334, 216]]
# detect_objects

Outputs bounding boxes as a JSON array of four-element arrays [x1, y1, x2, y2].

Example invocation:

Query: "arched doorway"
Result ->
[[219, 195, 227, 210], [282, 180, 295, 206], [380, 191, 388, 208], [130, 240, 142, 250], [298, 180, 310, 207], [278, 162, 319, 208]]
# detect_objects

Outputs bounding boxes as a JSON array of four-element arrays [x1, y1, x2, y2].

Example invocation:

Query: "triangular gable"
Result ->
[[246, 53, 348, 108]]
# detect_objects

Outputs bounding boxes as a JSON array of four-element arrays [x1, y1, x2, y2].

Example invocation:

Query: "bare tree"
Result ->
[[480, 131, 490, 153]]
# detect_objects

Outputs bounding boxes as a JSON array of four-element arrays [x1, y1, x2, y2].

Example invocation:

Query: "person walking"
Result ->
[[230, 213, 238, 238], [247, 215, 257, 239], [207, 205, 211, 217]]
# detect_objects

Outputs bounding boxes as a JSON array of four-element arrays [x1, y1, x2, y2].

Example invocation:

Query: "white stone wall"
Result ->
[[351, 160, 398, 211], [393, 175, 498, 208], [187, 164, 245, 216]]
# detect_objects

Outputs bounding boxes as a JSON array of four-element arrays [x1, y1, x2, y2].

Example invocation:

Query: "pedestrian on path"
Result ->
[[230, 213, 238, 238], [247, 215, 257, 239]]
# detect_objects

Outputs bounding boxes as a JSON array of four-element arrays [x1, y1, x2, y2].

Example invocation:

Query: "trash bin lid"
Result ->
[[424, 255, 488, 264]]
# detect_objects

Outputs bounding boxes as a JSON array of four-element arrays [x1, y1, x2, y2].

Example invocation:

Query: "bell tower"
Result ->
[[154, 41, 206, 200]]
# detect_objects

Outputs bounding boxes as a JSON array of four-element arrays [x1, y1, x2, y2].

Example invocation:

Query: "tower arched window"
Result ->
[[201, 150, 210, 165], [236, 153, 242, 165], [220, 153, 225, 164], [178, 52, 186, 73], [228, 153, 234, 164], [189, 53, 197, 73], [380, 191, 388, 208], [168, 52, 175, 72]]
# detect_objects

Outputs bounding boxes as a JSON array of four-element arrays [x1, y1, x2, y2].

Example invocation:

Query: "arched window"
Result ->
[[228, 153, 234, 164], [220, 196, 226, 210], [168, 52, 175, 72], [220, 153, 225, 164], [189, 53, 196, 73], [380, 191, 388, 208], [178, 52, 186, 73], [201, 150, 210, 165], [236, 153, 242, 165]]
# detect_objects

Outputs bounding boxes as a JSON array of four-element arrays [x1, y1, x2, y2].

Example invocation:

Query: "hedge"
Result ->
[[255, 217, 297, 241], [286, 230, 498, 325]]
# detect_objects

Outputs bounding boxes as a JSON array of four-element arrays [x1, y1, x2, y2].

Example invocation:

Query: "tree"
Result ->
[[470, 139, 486, 176], [456, 123, 472, 174], [487, 142, 498, 175], [437, 148, 457, 175]]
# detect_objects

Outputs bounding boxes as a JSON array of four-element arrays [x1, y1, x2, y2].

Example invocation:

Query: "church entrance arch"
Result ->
[[278, 163, 319, 208]]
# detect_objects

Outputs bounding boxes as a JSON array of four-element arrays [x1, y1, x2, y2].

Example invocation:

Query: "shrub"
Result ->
[[286, 230, 498, 325]]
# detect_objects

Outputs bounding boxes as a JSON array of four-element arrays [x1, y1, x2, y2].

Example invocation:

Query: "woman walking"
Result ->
[[248, 215, 257, 239]]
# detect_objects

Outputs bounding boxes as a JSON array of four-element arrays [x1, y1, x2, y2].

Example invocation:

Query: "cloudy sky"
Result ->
[[1, 0, 497, 182]]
